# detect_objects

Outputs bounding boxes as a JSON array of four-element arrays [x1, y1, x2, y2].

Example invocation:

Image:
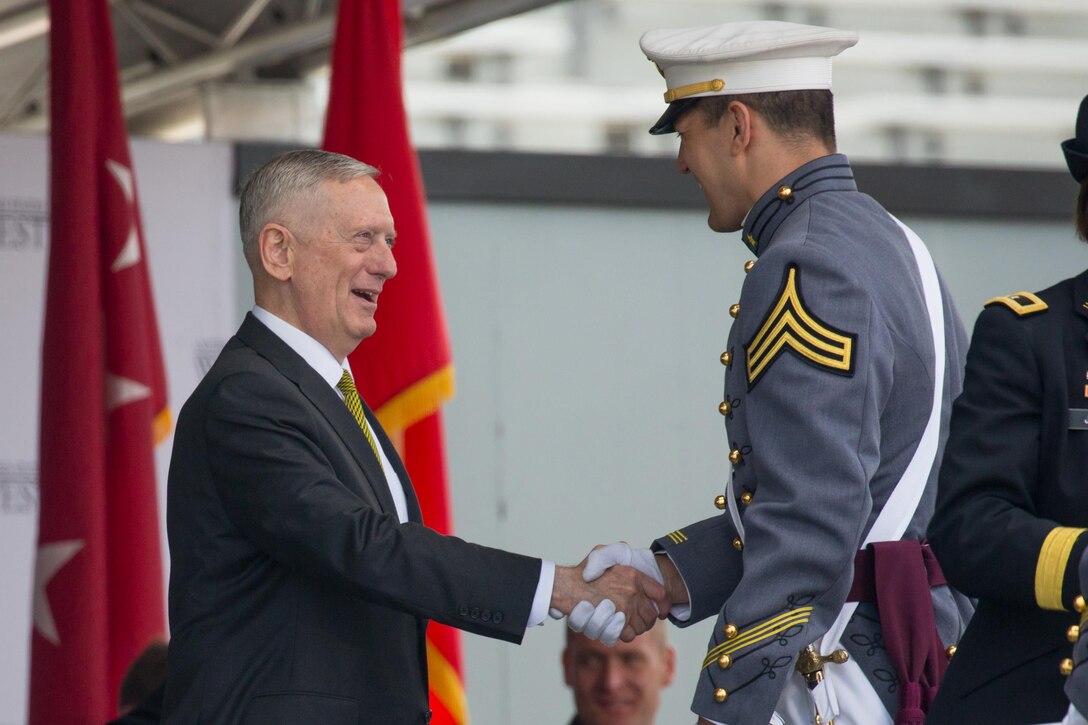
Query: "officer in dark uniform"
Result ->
[[927, 92, 1088, 725]]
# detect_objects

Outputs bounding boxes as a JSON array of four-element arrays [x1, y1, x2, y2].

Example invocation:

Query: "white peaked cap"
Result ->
[[639, 20, 858, 134]]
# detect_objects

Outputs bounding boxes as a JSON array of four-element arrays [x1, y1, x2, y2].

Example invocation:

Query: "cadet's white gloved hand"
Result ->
[[549, 600, 626, 646], [582, 542, 664, 586]]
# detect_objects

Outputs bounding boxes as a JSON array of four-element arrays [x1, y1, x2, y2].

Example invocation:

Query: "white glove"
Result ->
[[567, 599, 626, 646], [550, 599, 626, 646], [583, 542, 664, 586]]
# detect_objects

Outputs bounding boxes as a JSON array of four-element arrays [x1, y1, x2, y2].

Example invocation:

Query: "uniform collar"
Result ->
[[741, 153, 856, 257]]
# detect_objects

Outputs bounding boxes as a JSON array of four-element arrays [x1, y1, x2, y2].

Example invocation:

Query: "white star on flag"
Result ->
[[106, 372, 151, 412], [106, 158, 140, 272], [33, 539, 84, 645]]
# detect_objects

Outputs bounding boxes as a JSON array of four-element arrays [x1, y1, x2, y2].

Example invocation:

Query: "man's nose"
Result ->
[[676, 152, 690, 175], [600, 659, 626, 691], [375, 241, 397, 280]]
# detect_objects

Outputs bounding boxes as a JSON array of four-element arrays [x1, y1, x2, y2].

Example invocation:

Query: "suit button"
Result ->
[[493, 611, 503, 624], [740, 491, 753, 506], [729, 303, 740, 318], [777, 185, 793, 202], [1076, 595, 1086, 614], [1061, 658, 1074, 677], [718, 401, 732, 416], [1069, 625, 1081, 643], [729, 448, 742, 465], [723, 623, 738, 639], [458, 606, 469, 617], [470, 607, 480, 619], [945, 644, 957, 659], [744, 259, 756, 273], [481, 609, 492, 622], [714, 495, 727, 510], [720, 350, 732, 367], [732, 537, 744, 552], [717, 653, 732, 669], [714, 687, 729, 703]]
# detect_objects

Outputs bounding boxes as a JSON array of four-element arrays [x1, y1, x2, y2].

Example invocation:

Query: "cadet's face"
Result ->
[[563, 633, 675, 725], [289, 177, 397, 360], [675, 105, 746, 233]]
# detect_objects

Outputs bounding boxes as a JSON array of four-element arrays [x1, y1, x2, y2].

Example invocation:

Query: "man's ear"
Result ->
[[258, 223, 294, 282], [561, 647, 575, 687], [725, 100, 753, 154]]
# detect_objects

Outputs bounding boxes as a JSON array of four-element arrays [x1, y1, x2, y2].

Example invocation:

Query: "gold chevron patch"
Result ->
[[744, 264, 856, 387], [666, 530, 689, 545], [985, 291, 1048, 317], [702, 606, 813, 669]]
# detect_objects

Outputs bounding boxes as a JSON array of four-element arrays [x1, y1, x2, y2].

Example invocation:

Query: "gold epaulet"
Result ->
[[984, 291, 1048, 317]]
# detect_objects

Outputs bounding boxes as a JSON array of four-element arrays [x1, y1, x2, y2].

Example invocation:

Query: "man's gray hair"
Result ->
[[238, 149, 379, 268]]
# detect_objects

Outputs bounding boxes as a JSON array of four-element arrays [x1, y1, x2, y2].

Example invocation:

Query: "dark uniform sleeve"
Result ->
[[928, 304, 1087, 613]]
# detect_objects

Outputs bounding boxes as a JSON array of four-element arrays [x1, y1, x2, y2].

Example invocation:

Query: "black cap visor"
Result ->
[[649, 98, 699, 135]]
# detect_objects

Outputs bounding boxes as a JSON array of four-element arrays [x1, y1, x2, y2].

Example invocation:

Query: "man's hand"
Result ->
[[551, 555, 669, 644], [583, 542, 689, 608]]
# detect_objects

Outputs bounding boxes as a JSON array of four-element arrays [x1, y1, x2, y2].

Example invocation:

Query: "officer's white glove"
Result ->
[[550, 600, 626, 646], [582, 542, 664, 586]]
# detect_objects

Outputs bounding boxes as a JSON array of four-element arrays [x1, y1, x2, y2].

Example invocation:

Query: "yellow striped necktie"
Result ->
[[336, 370, 384, 473]]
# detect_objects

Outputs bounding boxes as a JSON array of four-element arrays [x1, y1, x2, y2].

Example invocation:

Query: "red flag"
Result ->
[[31, 1, 170, 721], [323, 0, 464, 723]]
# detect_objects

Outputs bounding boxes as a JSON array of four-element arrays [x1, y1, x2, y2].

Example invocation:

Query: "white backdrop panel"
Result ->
[[0, 134, 238, 725]]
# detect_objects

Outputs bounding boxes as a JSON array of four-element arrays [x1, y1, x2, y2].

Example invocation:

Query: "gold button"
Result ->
[[720, 350, 732, 367], [777, 185, 793, 202], [740, 491, 753, 506], [1070, 625, 1081, 643], [744, 259, 756, 273], [714, 495, 727, 510], [732, 537, 744, 552], [1075, 595, 1086, 613], [729, 448, 742, 465], [945, 644, 957, 660], [1061, 658, 1074, 677], [729, 303, 740, 318], [717, 653, 732, 669], [713, 687, 728, 703], [723, 623, 738, 639], [719, 400, 732, 416]]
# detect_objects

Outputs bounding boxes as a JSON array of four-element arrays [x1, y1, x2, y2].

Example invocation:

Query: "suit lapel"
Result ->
[[364, 404, 423, 524], [235, 313, 400, 517]]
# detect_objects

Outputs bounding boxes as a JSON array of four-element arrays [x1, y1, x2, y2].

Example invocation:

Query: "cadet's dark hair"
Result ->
[[698, 90, 837, 151]]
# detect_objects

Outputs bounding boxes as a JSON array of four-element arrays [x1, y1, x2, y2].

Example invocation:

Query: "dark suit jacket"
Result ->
[[927, 271, 1088, 724], [163, 314, 542, 724]]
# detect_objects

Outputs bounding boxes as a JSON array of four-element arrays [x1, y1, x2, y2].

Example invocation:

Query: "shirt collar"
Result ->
[[251, 306, 352, 389]]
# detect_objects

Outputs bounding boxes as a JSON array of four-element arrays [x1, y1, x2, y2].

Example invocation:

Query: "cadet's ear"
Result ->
[[259, 223, 294, 282], [725, 100, 753, 153]]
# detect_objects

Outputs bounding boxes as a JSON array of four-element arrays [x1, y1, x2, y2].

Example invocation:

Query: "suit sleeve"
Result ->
[[203, 367, 541, 643], [658, 243, 895, 722], [928, 305, 1087, 612]]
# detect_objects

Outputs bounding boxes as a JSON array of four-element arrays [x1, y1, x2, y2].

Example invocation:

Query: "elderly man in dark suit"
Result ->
[[162, 149, 667, 724]]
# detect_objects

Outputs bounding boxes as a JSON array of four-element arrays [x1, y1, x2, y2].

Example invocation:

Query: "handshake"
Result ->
[[548, 543, 687, 646]]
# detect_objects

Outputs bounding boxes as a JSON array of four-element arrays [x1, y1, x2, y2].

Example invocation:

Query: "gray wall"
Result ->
[[423, 199, 1086, 723]]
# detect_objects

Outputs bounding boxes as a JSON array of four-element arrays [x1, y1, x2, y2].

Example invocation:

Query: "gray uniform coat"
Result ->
[[652, 154, 970, 724]]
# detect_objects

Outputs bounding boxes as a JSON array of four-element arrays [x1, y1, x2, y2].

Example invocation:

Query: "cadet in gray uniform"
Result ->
[[571, 21, 971, 725]]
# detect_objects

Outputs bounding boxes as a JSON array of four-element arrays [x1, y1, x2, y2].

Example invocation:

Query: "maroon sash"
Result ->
[[846, 541, 949, 725]]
